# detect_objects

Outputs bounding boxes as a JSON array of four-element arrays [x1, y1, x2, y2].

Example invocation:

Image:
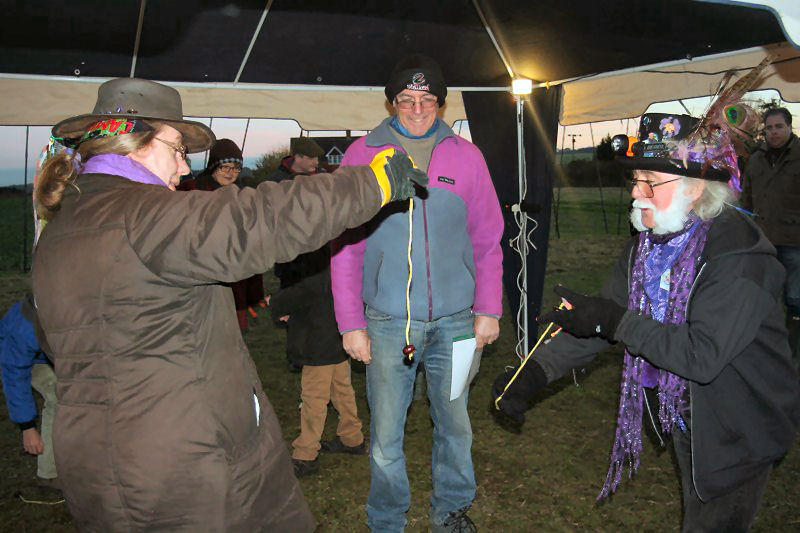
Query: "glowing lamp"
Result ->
[[511, 78, 532, 96]]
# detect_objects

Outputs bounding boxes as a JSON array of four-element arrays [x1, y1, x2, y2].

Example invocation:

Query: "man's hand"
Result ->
[[22, 428, 44, 455], [279, 315, 289, 322], [537, 285, 626, 339], [474, 315, 499, 350], [343, 329, 371, 364]]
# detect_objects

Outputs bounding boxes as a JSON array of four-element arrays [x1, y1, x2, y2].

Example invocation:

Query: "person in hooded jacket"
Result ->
[[178, 138, 265, 330], [31, 77, 427, 532], [493, 112, 800, 532]]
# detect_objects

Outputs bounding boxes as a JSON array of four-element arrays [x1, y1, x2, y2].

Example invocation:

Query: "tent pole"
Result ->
[[241, 118, 251, 154], [589, 123, 609, 233], [22, 126, 30, 272], [234, 0, 274, 84], [515, 96, 529, 359], [470, 0, 514, 78], [203, 117, 214, 168], [130, 0, 147, 78]]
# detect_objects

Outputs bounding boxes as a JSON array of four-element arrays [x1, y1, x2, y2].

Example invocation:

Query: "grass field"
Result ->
[[0, 189, 796, 531]]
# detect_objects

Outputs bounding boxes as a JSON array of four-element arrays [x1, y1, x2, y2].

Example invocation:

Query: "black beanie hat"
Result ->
[[385, 54, 447, 107], [207, 138, 243, 171]]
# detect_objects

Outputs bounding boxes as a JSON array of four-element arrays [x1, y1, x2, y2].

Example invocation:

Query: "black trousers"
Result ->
[[672, 426, 772, 533]]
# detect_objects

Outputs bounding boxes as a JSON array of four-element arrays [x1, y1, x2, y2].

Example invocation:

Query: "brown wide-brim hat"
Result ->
[[52, 78, 215, 153]]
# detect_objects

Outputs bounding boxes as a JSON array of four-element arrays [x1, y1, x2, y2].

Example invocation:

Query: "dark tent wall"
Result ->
[[464, 87, 561, 334]]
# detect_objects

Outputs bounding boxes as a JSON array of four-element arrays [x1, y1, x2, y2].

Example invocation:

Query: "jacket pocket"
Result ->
[[365, 305, 392, 321]]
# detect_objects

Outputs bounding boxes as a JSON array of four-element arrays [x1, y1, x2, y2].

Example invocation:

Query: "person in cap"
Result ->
[[32, 77, 427, 532], [269, 137, 326, 183], [741, 107, 800, 370], [330, 54, 503, 532], [492, 78, 800, 529], [178, 138, 265, 331]]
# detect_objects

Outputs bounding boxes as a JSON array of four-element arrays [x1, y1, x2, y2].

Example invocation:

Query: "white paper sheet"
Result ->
[[450, 334, 477, 401]]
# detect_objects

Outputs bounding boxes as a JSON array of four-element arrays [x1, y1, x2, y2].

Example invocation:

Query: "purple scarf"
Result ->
[[598, 216, 712, 499], [80, 154, 167, 187]]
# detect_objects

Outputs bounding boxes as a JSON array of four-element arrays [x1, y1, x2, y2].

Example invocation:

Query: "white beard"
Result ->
[[629, 181, 694, 235]]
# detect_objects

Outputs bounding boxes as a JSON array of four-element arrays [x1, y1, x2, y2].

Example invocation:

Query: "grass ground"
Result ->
[[0, 189, 796, 531]]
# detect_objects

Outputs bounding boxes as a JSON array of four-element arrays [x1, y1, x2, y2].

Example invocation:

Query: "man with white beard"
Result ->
[[492, 112, 800, 531]]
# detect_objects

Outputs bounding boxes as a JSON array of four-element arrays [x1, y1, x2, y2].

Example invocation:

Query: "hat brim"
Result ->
[[52, 114, 215, 153], [616, 156, 730, 182]]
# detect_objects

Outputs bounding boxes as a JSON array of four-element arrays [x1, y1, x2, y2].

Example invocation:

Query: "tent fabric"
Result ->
[[560, 41, 800, 125], [463, 88, 561, 324], [0, 77, 468, 130]]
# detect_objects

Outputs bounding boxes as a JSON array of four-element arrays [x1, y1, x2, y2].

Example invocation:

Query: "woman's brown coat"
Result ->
[[32, 168, 380, 532]]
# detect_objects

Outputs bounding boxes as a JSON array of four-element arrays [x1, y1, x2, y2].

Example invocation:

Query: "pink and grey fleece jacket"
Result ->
[[331, 117, 504, 332]]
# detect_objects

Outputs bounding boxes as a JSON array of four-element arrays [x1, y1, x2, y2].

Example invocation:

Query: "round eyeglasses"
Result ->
[[154, 137, 187, 161], [626, 177, 681, 198]]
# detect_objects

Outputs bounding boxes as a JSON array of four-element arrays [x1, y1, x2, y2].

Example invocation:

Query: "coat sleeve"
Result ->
[[613, 250, 783, 384], [0, 302, 41, 426], [464, 144, 504, 317], [330, 143, 371, 332], [124, 165, 381, 287], [530, 240, 632, 382]]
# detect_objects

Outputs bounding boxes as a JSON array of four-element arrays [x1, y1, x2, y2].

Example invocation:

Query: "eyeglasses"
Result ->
[[627, 177, 682, 198], [154, 137, 187, 161], [395, 96, 438, 109], [217, 163, 242, 174]]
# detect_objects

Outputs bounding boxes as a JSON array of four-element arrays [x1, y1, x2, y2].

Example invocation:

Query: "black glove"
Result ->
[[491, 359, 548, 426], [537, 285, 626, 339], [370, 149, 429, 204]]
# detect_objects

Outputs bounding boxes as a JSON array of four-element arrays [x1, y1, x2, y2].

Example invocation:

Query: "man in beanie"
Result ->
[[269, 137, 326, 183], [331, 54, 503, 532], [741, 108, 800, 370], [492, 109, 800, 530], [179, 138, 265, 330]]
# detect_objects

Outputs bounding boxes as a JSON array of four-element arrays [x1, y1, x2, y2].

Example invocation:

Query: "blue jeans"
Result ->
[[365, 306, 476, 532], [776, 246, 800, 317]]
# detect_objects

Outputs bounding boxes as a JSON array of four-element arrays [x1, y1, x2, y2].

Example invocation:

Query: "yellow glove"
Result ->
[[369, 149, 429, 206]]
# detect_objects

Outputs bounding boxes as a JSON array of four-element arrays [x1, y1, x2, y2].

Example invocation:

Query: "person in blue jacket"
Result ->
[[0, 295, 58, 487]]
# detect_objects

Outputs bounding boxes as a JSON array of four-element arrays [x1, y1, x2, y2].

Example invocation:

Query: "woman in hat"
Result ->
[[178, 138, 265, 331], [32, 77, 426, 532]]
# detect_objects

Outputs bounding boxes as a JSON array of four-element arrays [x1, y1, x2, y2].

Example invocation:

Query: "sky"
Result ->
[[0, 90, 796, 187]]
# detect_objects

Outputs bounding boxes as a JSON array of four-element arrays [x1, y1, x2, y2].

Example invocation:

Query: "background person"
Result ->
[[493, 110, 800, 532], [270, 243, 366, 478], [0, 294, 58, 491], [178, 138, 266, 330], [32, 77, 426, 532], [330, 54, 503, 533], [741, 107, 800, 369], [269, 137, 326, 182]]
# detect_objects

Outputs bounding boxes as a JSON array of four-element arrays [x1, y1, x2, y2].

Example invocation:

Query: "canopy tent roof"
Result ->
[[0, 0, 793, 129]]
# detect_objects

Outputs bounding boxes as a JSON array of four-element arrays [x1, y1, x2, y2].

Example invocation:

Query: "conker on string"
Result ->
[[402, 344, 416, 365]]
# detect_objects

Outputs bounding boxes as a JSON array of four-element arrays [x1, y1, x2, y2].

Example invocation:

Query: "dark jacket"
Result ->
[[267, 156, 298, 183], [32, 167, 380, 532], [178, 171, 264, 310], [533, 208, 799, 501], [270, 246, 347, 367], [741, 134, 800, 246]]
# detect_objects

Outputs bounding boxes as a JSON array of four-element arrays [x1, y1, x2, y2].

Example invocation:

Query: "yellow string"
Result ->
[[494, 302, 566, 409], [405, 197, 414, 350]]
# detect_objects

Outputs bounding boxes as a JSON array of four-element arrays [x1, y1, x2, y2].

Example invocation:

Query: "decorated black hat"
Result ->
[[610, 113, 729, 182], [611, 57, 772, 189], [385, 54, 447, 106]]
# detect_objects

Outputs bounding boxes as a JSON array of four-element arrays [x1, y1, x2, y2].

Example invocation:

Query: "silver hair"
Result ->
[[687, 177, 737, 220]]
